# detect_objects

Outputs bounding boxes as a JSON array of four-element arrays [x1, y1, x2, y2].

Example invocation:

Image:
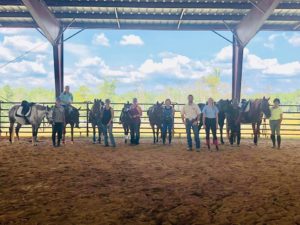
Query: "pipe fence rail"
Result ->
[[0, 101, 299, 139]]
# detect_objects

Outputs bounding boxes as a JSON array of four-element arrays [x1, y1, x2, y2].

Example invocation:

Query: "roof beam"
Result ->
[[0, 21, 295, 31], [115, 8, 120, 29], [21, 0, 61, 45], [235, 0, 281, 47], [177, 9, 185, 30], [6, 12, 300, 22], [0, 1, 299, 9]]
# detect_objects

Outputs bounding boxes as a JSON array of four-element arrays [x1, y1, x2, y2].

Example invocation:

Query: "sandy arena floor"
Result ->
[[1, 137, 300, 225]]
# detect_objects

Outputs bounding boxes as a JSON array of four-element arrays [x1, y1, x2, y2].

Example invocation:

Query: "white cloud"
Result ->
[[120, 34, 144, 46], [0, 44, 15, 61], [0, 28, 27, 35], [65, 42, 91, 58], [288, 34, 300, 47], [215, 45, 232, 62], [92, 33, 110, 47], [0, 59, 47, 75], [245, 53, 300, 76], [3, 35, 49, 53]]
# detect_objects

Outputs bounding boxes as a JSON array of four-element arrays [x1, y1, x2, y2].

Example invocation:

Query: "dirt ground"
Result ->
[[1, 137, 300, 225]]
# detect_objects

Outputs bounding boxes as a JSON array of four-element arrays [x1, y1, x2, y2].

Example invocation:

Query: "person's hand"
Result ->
[[192, 121, 198, 126], [182, 119, 186, 125], [203, 124, 206, 129]]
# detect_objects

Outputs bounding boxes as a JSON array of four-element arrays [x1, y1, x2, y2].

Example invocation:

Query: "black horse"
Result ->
[[147, 101, 164, 143], [89, 99, 104, 144], [62, 105, 80, 144], [198, 99, 231, 144], [119, 102, 132, 143], [227, 102, 241, 146], [237, 97, 271, 145]]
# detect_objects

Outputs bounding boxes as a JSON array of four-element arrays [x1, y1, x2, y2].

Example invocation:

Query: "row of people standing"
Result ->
[[52, 86, 283, 150]]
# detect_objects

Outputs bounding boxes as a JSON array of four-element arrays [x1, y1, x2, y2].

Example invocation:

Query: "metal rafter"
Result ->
[[177, 9, 185, 30], [21, 0, 61, 45], [236, 0, 281, 47]]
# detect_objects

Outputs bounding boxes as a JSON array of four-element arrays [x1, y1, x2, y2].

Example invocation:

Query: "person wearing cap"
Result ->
[[129, 98, 142, 145], [52, 98, 65, 147], [101, 99, 116, 147], [181, 94, 201, 151], [269, 98, 283, 149]]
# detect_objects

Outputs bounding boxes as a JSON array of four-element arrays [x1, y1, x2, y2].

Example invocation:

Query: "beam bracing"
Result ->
[[21, 0, 64, 97], [232, 0, 281, 101]]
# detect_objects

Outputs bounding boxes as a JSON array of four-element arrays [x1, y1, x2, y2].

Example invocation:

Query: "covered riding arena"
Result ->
[[1, 0, 300, 224]]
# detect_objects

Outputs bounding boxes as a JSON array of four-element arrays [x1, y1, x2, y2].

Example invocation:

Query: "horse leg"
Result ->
[[152, 125, 155, 144], [71, 125, 74, 144], [257, 121, 261, 145], [156, 126, 159, 143], [32, 125, 37, 146], [98, 124, 102, 144], [220, 124, 224, 144], [15, 123, 22, 142], [9, 122, 14, 144], [92, 125, 96, 144], [252, 123, 257, 145]]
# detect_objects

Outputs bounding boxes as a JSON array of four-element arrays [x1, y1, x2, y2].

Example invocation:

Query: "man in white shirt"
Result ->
[[181, 94, 201, 151]]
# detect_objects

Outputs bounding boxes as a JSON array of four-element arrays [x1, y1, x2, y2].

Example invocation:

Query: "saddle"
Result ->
[[240, 99, 251, 113], [16, 100, 35, 118]]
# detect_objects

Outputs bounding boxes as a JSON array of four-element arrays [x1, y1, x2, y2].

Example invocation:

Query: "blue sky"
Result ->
[[0, 27, 299, 96]]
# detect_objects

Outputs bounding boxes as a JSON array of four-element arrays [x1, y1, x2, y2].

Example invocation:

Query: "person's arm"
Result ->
[[109, 108, 114, 124], [216, 107, 219, 127], [62, 108, 66, 125], [70, 94, 73, 104], [138, 106, 142, 117], [279, 109, 283, 124], [181, 107, 185, 124]]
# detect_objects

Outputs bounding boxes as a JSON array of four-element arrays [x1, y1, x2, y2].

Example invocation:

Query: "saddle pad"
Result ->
[[244, 102, 251, 113], [16, 106, 31, 117]]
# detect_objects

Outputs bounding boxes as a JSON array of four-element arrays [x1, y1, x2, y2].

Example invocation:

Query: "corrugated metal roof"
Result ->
[[1, 0, 300, 30]]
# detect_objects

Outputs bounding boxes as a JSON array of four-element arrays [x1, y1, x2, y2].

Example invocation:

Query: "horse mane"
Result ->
[[34, 104, 47, 111]]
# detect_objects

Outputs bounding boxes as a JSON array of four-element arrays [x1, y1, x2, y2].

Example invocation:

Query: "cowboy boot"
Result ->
[[277, 135, 281, 149], [168, 134, 172, 145], [206, 139, 210, 150], [270, 135, 276, 148]]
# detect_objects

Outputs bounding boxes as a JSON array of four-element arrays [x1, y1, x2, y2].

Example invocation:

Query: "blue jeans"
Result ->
[[130, 121, 140, 144], [185, 119, 200, 149], [102, 123, 116, 147], [162, 120, 173, 144]]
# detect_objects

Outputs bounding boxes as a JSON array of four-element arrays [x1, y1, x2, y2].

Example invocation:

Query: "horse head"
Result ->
[[217, 99, 232, 113], [45, 105, 54, 124], [261, 97, 271, 118]]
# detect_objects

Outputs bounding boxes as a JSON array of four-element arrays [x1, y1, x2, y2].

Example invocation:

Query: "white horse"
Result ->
[[8, 104, 52, 146]]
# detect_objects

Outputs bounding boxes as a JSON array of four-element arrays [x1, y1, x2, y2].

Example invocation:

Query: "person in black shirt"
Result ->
[[101, 99, 116, 147]]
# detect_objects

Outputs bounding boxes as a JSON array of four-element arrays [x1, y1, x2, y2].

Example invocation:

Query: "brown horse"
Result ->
[[237, 97, 271, 145]]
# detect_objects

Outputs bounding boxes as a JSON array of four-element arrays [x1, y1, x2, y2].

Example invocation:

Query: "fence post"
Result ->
[[86, 102, 89, 137]]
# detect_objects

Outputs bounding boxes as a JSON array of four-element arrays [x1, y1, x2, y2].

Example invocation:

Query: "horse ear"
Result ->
[[267, 97, 270, 101], [78, 107, 81, 111]]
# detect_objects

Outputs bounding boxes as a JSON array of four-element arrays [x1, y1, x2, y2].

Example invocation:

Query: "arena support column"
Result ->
[[53, 34, 64, 98], [232, 36, 244, 102]]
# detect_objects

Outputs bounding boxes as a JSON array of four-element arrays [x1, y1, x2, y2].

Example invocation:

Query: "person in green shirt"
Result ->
[[269, 98, 283, 149]]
